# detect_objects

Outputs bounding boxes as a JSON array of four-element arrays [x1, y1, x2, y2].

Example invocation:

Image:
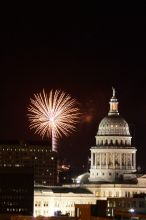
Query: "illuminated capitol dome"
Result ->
[[89, 88, 137, 183]]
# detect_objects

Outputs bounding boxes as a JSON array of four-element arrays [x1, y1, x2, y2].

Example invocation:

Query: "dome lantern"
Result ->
[[108, 87, 119, 116]]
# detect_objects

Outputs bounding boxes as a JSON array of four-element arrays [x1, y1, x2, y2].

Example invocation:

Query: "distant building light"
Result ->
[[15, 164, 20, 167], [129, 208, 135, 213], [76, 180, 80, 184]]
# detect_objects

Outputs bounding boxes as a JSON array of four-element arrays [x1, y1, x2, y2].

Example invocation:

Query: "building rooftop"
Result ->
[[35, 185, 92, 194]]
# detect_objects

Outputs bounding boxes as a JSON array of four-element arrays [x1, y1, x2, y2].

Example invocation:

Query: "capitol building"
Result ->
[[89, 87, 136, 183], [34, 88, 146, 217]]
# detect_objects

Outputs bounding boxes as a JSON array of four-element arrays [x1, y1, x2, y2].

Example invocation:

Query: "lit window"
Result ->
[[112, 103, 117, 111], [96, 191, 100, 197]]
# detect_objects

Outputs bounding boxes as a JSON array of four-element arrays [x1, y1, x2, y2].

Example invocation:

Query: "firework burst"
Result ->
[[27, 89, 80, 152]]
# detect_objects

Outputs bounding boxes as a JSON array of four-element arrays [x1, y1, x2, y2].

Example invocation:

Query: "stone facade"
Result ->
[[34, 179, 146, 217]]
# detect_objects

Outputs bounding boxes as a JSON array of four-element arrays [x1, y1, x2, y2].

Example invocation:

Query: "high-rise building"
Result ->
[[0, 141, 57, 186], [0, 167, 34, 215]]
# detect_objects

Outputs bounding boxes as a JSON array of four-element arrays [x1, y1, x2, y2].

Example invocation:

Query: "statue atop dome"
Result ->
[[112, 87, 116, 97]]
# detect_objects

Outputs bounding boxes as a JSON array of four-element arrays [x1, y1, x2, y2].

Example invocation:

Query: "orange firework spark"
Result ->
[[27, 89, 80, 152]]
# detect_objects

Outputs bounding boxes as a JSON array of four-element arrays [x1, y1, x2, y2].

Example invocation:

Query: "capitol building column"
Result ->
[[100, 153, 101, 169], [130, 154, 133, 169], [134, 153, 136, 170], [125, 154, 127, 170], [120, 153, 122, 169], [106, 153, 108, 169], [91, 152, 93, 167], [113, 153, 115, 169]]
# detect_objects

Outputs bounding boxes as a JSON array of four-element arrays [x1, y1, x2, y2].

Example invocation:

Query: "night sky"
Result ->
[[0, 12, 146, 171]]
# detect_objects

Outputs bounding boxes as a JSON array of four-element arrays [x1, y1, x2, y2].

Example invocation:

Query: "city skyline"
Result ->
[[0, 14, 146, 170]]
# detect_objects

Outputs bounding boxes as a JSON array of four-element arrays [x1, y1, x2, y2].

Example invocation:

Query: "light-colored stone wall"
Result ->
[[34, 178, 146, 217]]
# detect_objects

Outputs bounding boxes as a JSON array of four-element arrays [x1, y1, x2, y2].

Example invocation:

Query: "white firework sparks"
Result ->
[[27, 89, 80, 152]]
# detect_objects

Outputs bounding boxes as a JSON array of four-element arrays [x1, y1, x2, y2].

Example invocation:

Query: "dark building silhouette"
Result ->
[[0, 141, 57, 186], [0, 167, 34, 215], [75, 200, 107, 220]]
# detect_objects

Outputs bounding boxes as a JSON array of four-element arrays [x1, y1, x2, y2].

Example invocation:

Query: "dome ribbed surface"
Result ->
[[97, 115, 130, 136]]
